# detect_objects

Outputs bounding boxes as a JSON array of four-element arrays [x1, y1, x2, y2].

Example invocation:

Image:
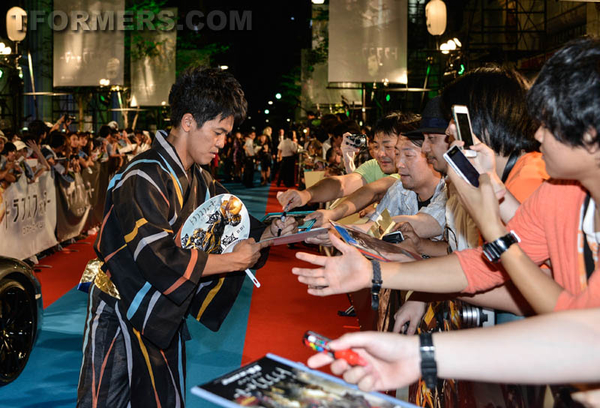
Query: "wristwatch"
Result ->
[[482, 230, 521, 263], [370, 260, 382, 310], [419, 332, 437, 389]]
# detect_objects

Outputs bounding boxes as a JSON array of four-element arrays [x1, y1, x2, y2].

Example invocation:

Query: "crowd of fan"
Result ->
[[0, 117, 154, 191], [212, 113, 374, 189]]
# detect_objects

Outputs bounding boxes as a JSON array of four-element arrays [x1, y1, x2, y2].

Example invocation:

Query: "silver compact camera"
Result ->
[[345, 133, 367, 149]]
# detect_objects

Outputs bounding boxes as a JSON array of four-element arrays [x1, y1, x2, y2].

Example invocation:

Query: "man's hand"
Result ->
[[447, 170, 507, 242], [395, 222, 423, 254], [358, 204, 376, 218], [293, 232, 372, 296], [307, 331, 421, 392], [277, 189, 310, 211], [263, 216, 298, 240], [231, 238, 268, 270], [304, 209, 335, 228], [393, 300, 427, 334]]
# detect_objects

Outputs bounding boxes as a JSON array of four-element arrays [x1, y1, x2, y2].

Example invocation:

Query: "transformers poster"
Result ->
[[181, 194, 250, 254]]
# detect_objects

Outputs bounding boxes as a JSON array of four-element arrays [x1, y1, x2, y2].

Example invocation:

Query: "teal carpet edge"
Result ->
[[0, 182, 270, 408]]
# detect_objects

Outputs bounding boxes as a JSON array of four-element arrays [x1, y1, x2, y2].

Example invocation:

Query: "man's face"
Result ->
[[186, 115, 234, 166], [534, 125, 599, 180], [422, 132, 452, 174], [372, 132, 398, 174], [395, 137, 436, 191], [332, 135, 343, 148]]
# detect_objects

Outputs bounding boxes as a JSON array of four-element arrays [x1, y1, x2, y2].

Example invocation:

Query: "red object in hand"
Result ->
[[333, 349, 368, 367], [303, 330, 367, 367]]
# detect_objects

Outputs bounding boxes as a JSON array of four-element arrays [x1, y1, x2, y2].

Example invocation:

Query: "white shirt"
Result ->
[[369, 178, 448, 240], [278, 139, 298, 157], [444, 182, 480, 252]]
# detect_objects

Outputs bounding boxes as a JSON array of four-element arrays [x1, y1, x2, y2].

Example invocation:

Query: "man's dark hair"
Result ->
[[2, 142, 16, 155], [48, 131, 66, 149], [441, 66, 538, 156], [373, 112, 421, 137], [527, 37, 600, 149], [332, 123, 347, 139], [169, 66, 247, 128], [28, 120, 49, 142], [98, 125, 112, 138], [325, 146, 337, 162]]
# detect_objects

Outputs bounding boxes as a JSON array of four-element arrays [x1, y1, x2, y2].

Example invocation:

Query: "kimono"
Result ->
[[77, 130, 268, 408]]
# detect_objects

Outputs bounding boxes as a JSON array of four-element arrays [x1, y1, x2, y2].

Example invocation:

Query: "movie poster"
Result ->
[[181, 194, 250, 254]]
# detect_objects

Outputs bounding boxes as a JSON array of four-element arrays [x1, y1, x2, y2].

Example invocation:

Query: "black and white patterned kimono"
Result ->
[[77, 130, 268, 408]]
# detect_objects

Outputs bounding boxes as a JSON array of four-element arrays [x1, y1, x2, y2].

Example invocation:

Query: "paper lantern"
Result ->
[[6, 7, 27, 42], [426, 0, 447, 36]]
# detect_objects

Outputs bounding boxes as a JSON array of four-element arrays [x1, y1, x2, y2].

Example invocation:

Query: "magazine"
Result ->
[[330, 221, 417, 262], [259, 211, 328, 246], [259, 227, 328, 246], [261, 211, 317, 232], [191, 353, 415, 408]]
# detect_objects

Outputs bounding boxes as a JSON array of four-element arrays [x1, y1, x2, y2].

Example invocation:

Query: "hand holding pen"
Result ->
[[277, 203, 289, 237]]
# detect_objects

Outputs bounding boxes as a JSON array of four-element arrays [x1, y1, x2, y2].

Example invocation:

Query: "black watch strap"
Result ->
[[419, 332, 437, 389], [370, 260, 382, 310], [483, 230, 521, 263]]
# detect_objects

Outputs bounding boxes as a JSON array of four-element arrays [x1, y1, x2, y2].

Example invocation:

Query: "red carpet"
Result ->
[[242, 183, 360, 365], [34, 234, 97, 308]]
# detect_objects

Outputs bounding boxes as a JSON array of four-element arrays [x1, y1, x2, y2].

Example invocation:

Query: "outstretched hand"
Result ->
[[304, 209, 334, 228], [277, 189, 310, 211], [307, 331, 421, 392], [293, 231, 372, 296]]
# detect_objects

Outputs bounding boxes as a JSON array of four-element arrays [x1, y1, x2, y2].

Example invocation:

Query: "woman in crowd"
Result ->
[[257, 133, 272, 185], [277, 130, 298, 187]]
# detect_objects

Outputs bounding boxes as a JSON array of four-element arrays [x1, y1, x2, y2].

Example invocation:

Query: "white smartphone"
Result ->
[[443, 145, 480, 187], [451, 105, 477, 157]]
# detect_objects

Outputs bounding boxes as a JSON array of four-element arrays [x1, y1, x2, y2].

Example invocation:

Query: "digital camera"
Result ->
[[345, 133, 367, 149]]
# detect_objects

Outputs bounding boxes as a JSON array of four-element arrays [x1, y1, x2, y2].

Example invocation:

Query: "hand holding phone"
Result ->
[[303, 331, 367, 366], [382, 231, 404, 244], [444, 145, 480, 187], [451, 105, 477, 158]]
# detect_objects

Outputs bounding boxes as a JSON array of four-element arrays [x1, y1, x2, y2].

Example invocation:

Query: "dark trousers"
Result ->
[[243, 157, 255, 187], [78, 286, 187, 408], [277, 156, 296, 187]]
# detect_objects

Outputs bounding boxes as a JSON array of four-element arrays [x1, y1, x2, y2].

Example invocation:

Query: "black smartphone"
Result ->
[[443, 145, 480, 187], [382, 231, 404, 244]]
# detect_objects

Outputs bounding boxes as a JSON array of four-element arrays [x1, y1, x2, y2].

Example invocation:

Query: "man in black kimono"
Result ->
[[78, 67, 295, 407]]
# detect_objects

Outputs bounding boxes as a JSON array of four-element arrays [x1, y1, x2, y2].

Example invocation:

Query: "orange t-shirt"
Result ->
[[505, 151, 549, 203], [456, 180, 600, 311]]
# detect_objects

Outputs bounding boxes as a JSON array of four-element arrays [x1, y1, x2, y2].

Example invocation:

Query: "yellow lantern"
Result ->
[[6, 7, 27, 42], [426, 0, 447, 36]]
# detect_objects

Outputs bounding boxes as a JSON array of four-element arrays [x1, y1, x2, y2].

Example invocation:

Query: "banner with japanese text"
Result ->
[[0, 173, 58, 260]]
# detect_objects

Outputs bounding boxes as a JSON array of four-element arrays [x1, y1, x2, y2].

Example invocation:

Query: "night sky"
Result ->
[[1, 0, 313, 130], [179, 1, 312, 117]]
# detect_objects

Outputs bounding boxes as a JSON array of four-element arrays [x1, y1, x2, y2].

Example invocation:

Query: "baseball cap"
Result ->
[[405, 96, 449, 136], [107, 121, 119, 130], [14, 140, 27, 151]]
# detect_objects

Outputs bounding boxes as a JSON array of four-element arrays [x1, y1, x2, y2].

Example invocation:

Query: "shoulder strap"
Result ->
[[582, 194, 596, 280], [501, 151, 520, 183]]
